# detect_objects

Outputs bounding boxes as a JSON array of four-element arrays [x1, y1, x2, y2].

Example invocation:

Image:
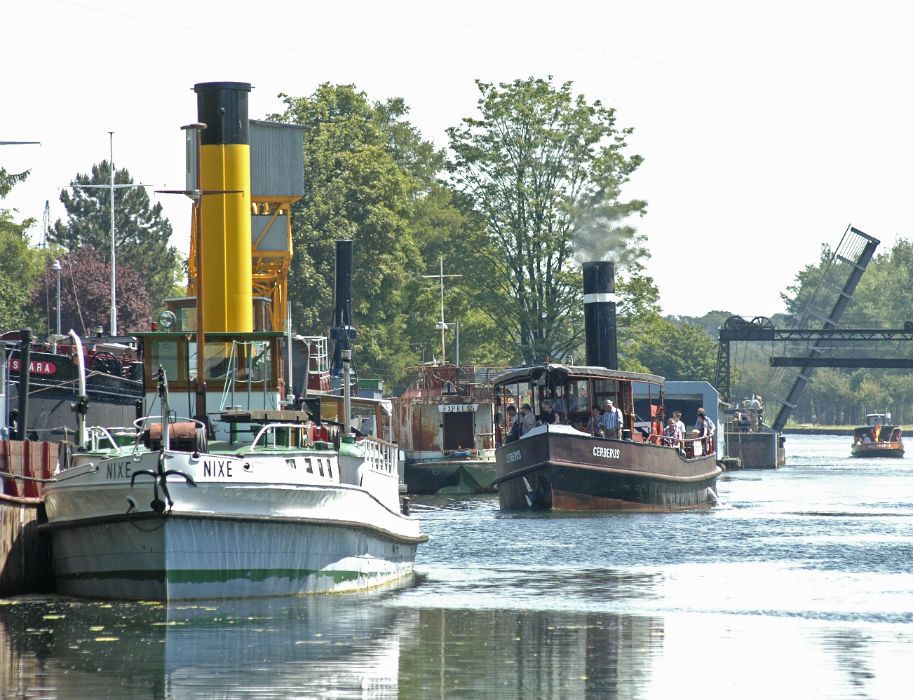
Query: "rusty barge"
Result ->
[[392, 364, 503, 494]]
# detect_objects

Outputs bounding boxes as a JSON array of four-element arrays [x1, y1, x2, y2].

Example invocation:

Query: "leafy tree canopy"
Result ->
[[0, 166, 50, 331], [272, 84, 448, 380], [447, 77, 648, 364], [49, 161, 181, 313], [30, 247, 150, 336]]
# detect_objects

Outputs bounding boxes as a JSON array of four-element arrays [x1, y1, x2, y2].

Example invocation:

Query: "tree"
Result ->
[[447, 77, 648, 364], [0, 223, 49, 331], [0, 166, 29, 199], [31, 248, 150, 335], [636, 318, 718, 382], [0, 165, 50, 331], [272, 85, 440, 380], [49, 161, 181, 313]]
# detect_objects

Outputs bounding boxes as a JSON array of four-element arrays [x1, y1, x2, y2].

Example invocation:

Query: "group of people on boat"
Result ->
[[656, 408, 715, 454], [502, 397, 621, 443], [500, 395, 714, 455]]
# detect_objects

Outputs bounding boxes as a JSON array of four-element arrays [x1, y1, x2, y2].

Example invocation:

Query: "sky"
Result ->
[[2, 0, 911, 318]]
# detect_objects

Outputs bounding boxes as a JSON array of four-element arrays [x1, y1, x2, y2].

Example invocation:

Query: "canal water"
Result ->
[[1, 435, 910, 699]]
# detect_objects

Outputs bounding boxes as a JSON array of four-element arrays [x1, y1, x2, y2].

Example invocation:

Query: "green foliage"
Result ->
[[0, 167, 51, 332], [615, 265, 662, 372], [49, 161, 182, 312], [636, 317, 719, 382], [272, 84, 449, 380], [447, 77, 647, 364], [0, 222, 50, 331], [0, 166, 29, 198]]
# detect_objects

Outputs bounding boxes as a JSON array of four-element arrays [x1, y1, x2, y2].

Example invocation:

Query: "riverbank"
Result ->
[[783, 424, 911, 436]]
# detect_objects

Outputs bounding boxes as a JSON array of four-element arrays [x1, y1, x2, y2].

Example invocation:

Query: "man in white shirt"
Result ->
[[599, 400, 622, 439]]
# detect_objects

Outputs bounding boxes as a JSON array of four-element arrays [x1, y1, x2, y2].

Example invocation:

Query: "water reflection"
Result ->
[[0, 594, 412, 699], [0, 595, 662, 699], [398, 608, 662, 699], [1, 436, 911, 699]]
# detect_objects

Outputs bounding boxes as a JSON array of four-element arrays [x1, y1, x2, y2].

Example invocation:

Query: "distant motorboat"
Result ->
[[851, 413, 904, 458]]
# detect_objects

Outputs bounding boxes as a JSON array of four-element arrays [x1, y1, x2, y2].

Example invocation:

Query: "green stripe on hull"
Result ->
[[58, 568, 361, 584]]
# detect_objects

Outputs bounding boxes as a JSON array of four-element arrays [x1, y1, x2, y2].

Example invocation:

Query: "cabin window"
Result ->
[[149, 339, 182, 382], [593, 379, 620, 407], [350, 405, 377, 436], [553, 378, 591, 429]]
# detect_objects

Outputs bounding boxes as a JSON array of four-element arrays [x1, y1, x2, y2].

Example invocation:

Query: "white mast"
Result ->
[[422, 256, 461, 364]]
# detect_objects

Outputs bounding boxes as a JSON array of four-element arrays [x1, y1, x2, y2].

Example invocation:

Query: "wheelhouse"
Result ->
[[493, 364, 666, 441]]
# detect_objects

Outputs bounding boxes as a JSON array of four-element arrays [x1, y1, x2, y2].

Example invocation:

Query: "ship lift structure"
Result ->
[[715, 226, 913, 434]]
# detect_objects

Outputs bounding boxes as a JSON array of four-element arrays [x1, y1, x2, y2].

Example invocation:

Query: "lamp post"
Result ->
[[52, 259, 61, 348]]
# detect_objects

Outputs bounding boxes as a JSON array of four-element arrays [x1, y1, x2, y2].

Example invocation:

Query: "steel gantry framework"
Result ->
[[713, 225, 913, 433]]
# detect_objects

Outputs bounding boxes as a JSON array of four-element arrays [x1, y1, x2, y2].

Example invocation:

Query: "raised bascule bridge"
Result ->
[[714, 225, 913, 469]]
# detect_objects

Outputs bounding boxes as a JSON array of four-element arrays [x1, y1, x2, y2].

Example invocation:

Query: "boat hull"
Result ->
[[41, 449, 424, 600], [48, 514, 418, 600], [495, 427, 721, 512], [404, 458, 496, 495], [850, 442, 904, 458]]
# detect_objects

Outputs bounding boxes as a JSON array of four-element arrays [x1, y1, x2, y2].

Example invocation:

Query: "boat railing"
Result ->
[[84, 425, 134, 452], [249, 422, 310, 451], [362, 435, 399, 476]]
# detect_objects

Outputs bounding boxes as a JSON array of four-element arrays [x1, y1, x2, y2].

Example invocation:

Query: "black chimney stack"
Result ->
[[330, 240, 356, 377], [582, 262, 618, 370], [15, 328, 32, 440]]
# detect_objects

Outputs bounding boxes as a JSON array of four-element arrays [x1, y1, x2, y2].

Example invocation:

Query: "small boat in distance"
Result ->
[[392, 363, 502, 494], [851, 413, 904, 458], [492, 262, 721, 512]]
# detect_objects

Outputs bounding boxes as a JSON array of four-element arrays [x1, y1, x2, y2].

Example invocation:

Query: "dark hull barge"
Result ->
[[492, 261, 720, 512], [495, 424, 719, 510]]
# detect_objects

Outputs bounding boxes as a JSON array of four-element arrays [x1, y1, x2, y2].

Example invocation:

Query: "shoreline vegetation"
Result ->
[[782, 424, 911, 436]]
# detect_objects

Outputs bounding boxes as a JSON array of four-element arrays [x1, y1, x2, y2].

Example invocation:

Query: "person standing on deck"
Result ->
[[538, 399, 560, 425], [694, 407, 715, 453], [663, 418, 677, 447], [673, 411, 686, 451], [600, 400, 622, 439], [588, 406, 603, 436], [505, 405, 520, 444]]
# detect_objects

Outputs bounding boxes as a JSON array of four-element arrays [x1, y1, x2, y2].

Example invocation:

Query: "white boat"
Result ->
[[41, 343, 425, 601], [40, 81, 426, 600]]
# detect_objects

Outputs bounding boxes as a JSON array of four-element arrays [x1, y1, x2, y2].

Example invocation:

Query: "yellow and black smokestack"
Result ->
[[194, 81, 253, 333]]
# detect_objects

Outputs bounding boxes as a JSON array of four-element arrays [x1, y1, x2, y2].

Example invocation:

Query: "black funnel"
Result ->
[[582, 262, 618, 370], [330, 240, 356, 377], [193, 82, 251, 145]]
